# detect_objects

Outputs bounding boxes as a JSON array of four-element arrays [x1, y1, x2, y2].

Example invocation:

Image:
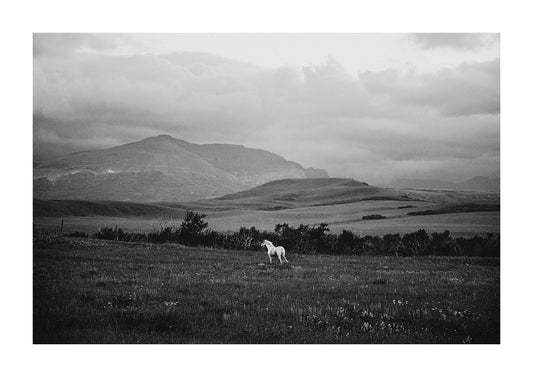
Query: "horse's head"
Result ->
[[261, 240, 270, 248]]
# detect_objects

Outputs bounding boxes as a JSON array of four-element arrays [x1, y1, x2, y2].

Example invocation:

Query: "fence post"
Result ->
[[60, 219, 64, 236]]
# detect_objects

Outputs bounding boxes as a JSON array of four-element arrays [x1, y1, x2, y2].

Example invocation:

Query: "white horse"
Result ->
[[261, 239, 289, 264]]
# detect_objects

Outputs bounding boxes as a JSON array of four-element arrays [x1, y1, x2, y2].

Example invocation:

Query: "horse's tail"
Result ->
[[281, 247, 288, 262]]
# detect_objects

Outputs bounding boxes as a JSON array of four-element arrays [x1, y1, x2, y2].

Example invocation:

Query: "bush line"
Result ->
[[66, 210, 499, 257]]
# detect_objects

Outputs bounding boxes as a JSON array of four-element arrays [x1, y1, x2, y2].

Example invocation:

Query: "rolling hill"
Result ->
[[35, 177, 501, 219], [215, 178, 411, 208], [33, 199, 185, 218], [33, 135, 328, 202], [34, 177, 500, 236], [392, 176, 500, 192], [34, 178, 415, 218]]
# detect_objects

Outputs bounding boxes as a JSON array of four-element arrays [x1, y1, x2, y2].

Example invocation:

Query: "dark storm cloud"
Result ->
[[33, 34, 500, 184], [408, 33, 499, 50]]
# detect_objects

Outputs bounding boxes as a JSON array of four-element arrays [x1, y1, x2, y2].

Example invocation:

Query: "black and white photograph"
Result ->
[[32, 32, 501, 344], [6, 0, 533, 374]]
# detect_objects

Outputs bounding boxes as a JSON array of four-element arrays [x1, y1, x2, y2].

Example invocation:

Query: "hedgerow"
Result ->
[[90, 211, 499, 257]]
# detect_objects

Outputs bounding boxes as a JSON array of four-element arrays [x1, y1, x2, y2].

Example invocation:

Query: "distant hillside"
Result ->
[[406, 203, 500, 217], [456, 176, 500, 192], [33, 135, 328, 202], [216, 178, 414, 208], [33, 199, 184, 218], [392, 176, 499, 193], [34, 178, 413, 218], [34, 177, 501, 220]]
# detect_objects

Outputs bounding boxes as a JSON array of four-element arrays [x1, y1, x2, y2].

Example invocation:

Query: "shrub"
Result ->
[[402, 229, 430, 256], [337, 230, 355, 254], [65, 231, 89, 238], [362, 214, 386, 220], [383, 233, 402, 257], [93, 226, 124, 241], [88, 212, 499, 257], [148, 226, 178, 243]]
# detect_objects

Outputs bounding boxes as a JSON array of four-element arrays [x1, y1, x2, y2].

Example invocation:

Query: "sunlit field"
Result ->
[[34, 210, 499, 238], [34, 237, 499, 344]]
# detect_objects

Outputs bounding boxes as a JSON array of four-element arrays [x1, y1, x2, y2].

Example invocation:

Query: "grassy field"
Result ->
[[34, 209, 500, 237], [34, 181, 500, 237], [34, 198, 500, 237], [34, 237, 500, 343]]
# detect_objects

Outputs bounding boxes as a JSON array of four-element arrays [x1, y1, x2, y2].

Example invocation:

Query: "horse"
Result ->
[[261, 239, 289, 264]]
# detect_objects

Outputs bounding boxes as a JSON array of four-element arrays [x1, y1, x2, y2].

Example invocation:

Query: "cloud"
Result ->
[[359, 59, 500, 116], [33, 33, 141, 57], [408, 33, 499, 50], [33, 47, 500, 184]]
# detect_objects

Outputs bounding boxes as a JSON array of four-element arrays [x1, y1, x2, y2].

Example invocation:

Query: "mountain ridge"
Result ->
[[34, 135, 329, 202]]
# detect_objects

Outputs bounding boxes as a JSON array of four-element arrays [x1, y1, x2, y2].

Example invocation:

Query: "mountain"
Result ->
[[33, 135, 328, 202], [391, 176, 499, 193]]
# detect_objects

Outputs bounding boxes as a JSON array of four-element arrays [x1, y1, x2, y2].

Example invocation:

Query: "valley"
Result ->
[[34, 178, 500, 237]]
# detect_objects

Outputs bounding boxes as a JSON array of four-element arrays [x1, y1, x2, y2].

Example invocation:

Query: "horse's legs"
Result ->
[[283, 254, 289, 263], [278, 254, 283, 264], [268, 255, 272, 264]]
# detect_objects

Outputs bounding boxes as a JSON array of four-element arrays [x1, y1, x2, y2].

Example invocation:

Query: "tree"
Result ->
[[428, 230, 463, 256], [402, 229, 430, 256], [236, 227, 261, 250], [308, 223, 330, 253], [275, 223, 301, 252], [179, 210, 209, 246], [337, 230, 355, 254], [383, 233, 402, 257]]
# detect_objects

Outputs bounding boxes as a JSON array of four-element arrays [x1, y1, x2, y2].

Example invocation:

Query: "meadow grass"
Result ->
[[34, 237, 499, 343], [34, 209, 500, 237]]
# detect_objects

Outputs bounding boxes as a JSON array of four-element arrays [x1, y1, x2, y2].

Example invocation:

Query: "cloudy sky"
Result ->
[[33, 33, 499, 185]]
